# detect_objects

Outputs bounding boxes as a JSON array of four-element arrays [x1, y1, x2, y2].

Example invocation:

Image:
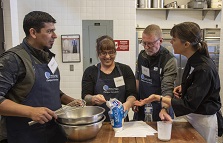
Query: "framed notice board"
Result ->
[[61, 34, 80, 62]]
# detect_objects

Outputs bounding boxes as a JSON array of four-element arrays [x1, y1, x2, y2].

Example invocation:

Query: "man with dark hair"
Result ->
[[0, 11, 76, 143]]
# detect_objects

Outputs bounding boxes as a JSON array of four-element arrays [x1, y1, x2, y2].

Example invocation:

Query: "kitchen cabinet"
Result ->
[[136, 8, 221, 20]]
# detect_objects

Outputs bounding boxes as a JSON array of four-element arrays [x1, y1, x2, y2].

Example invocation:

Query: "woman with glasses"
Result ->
[[133, 24, 177, 121], [134, 22, 221, 143], [81, 35, 137, 121]]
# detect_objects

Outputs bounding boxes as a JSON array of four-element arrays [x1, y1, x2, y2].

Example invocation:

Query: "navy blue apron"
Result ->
[[94, 63, 126, 122], [6, 44, 67, 143], [134, 54, 174, 121]]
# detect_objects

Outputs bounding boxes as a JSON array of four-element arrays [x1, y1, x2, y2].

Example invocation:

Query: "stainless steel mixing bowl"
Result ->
[[57, 106, 105, 125], [57, 115, 106, 141]]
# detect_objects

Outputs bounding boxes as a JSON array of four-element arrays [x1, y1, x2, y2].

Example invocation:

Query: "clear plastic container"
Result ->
[[144, 103, 153, 122]]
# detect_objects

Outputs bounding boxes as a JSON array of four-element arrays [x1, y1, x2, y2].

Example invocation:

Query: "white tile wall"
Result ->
[[10, 0, 20, 47], [2, 0, 223, 114], [3, 0, 137, 100]]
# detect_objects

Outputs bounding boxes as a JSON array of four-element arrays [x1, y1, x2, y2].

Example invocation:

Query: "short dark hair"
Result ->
[[23, 11, 56, 36]]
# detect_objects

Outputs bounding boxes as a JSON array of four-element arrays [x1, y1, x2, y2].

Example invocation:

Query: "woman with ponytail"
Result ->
[[134, 22, 222, 143]]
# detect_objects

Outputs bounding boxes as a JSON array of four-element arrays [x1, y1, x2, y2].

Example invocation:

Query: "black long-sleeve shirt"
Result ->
[[82, 62, 137, 100], [172, 51, 221, 116]]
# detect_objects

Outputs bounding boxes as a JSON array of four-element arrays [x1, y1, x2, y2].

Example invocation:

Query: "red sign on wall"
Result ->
[[114, 40, 129, 51]]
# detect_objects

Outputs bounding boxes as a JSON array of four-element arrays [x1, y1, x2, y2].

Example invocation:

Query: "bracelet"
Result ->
[[159, 96, 163, 102], [162, 106, 168, 113]]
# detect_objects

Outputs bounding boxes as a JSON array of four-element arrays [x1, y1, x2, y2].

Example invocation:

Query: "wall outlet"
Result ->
[[70, 65, 74, 71]]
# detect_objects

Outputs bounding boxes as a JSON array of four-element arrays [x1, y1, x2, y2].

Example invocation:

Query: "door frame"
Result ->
[[0, 0, 5, 54], [82, 20, 113, 71]]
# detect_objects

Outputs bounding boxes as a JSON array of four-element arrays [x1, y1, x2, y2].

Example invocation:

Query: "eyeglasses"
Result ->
[[99, 51, 116, 56], [140, 39, 160, 47]]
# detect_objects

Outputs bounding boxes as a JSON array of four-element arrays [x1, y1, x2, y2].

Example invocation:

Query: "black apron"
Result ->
[[134, 54, 174, 121], [6, 45, 67, 143], [94, 63, 126, 122]]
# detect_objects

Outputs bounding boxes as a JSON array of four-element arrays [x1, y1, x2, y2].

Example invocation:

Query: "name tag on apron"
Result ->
[[142, 66, 150, 77], [114, 76, 125, 87], [48, 57, 58, 74]]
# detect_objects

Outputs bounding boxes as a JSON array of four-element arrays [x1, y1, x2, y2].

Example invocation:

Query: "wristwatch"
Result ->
[[159, 96, 163, 102], [162, 106, 168, 113]]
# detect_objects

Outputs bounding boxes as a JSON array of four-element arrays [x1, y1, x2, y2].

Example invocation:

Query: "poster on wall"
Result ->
[[61, 34, 80, 63], [114, 40, 129, 51]]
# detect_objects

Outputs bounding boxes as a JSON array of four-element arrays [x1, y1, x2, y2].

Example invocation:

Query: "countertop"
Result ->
[[67, 122, 206, 143]]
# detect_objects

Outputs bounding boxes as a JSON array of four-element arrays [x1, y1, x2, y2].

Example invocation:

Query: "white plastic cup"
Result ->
[[157, 121, 172, 141]]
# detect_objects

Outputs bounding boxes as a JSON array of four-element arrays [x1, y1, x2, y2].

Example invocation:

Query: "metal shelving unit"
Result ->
[[136, 8, 221, 20]]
